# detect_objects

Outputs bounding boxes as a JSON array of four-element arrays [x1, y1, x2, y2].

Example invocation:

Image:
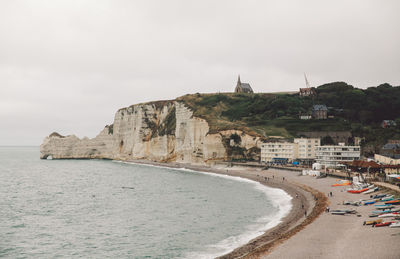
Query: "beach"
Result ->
[[260, 168, 400, 259], [128, 160, 400, 259]]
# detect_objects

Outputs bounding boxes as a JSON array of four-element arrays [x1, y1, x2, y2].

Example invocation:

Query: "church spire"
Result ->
[[237, 74, 241, 85], [304, 73, 310, 88]]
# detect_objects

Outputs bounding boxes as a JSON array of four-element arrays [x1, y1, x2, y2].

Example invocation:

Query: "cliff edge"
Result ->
[[40, 100, 262, 164]]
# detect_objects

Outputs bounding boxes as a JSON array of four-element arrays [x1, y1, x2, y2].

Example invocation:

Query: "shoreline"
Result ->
[[124, 159, 327, 259]]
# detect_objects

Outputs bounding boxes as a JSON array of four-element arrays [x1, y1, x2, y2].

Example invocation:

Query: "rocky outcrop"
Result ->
[[40, 101, 262, 164]]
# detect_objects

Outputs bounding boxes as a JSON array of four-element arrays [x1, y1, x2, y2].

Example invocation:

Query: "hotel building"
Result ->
[[315, 144, 361, 167]]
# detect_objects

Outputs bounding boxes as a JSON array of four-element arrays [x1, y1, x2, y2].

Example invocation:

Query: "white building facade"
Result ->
[[315, 144, 361, 167], [260, 142, 299, 163], [294, 138, 320, 159]]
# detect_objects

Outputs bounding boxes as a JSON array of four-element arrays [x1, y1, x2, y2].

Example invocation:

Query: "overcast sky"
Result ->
[[1, 0, 399, 145]]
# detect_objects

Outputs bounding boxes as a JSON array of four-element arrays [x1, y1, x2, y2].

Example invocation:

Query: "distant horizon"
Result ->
[[2, 80, 400, 146]]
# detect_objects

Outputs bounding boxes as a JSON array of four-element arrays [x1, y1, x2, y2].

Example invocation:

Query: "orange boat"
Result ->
[[385, 200, 400, 205], [347, 188, 369, 194], [332, 182, 351, 187]]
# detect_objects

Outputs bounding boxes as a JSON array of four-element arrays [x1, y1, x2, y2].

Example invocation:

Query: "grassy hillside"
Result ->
[[177, 82, 400, 154]]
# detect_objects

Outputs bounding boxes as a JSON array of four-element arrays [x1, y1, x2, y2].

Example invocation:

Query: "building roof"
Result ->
[[383, 143, 400, 150], [313, 104, 328, 111], [235, 75, 253, 93], [344, 160, 382, 168], [240, 83, 252, 91]]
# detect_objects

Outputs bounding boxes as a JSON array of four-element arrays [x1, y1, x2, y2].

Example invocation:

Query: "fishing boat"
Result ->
[[331, 211, 346, 215], [343, 201, 361, 206], [389, 222, 400, 228], [347, 188, 369, 194], [385, 200, 400, 205], [372, 194, 388, 199], [381, 195, 394, 201], [331, 209, 356, 214], [378, 212, 399, 218], [376, 206, 395, 210], [363, 200, 376, 205], [363, 219, 382, 225], [374, 204, 393, 208], [374, 221, 393, 227], [363, 187, 379, 194], [372, 209, 392, 214], [332, 180, 351, 187]]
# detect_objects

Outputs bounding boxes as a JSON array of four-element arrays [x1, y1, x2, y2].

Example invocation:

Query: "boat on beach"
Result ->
[[372, 194, 388, 199], [347, 188, 369, 194], [381, 195, 394, 201], [363, 187, 379, 194], [332, 180, 351, 187], [389, 222, 400, 228], [374, 221, 394, 227], [378, 212, 399, 218], [343, 200, 361, 206], [363, 200, 377, 205], [374, 204, 394, 208], [331, 209, 356, 215], [364, 219, 382, 225], [385, 200, 400, 205]]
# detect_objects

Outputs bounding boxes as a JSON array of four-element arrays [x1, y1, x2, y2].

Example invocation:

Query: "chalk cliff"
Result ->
[[40, 100, 262, 164]]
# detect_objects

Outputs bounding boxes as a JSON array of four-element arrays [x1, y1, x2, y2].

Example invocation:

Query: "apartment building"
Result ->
[[260, 142, 299, 163], [315, 144, 361, 167], [294, 138, 320, 159]]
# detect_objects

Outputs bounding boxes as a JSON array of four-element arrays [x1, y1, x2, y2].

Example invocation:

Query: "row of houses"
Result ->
[[260, 138, 361, 167]]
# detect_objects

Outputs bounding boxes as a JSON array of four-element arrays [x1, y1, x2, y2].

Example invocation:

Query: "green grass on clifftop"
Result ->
[[177, 82, 400, 153]]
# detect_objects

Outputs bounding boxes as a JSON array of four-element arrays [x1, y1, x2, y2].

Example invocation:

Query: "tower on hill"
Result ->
[[299, 73, 316, 97], [234, 75, 253, 93]]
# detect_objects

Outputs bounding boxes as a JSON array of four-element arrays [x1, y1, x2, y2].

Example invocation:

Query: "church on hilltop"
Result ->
[[234, 75, 253, 93]]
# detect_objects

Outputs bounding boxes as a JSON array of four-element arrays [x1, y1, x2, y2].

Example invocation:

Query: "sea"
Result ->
[[0, 146, 292, 258]]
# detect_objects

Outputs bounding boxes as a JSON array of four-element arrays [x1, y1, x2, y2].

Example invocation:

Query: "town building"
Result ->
[[260, 142, 298, 163], [312, 105, 328, 119], [234, 75, 253, 93], [374, 154, 400, 165], [299, 74, 316, 97], [381, 120, 397, 128], [315, 143, 360, 167], [380, 143, 400, 159], [299, 88, 316, 97], [261, 138, 320, 164], [294, 138, 320, 159], [299, 115, 312, 120]]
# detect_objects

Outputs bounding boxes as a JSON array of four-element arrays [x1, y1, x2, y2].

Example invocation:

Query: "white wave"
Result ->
[[113, 160, 292, 259]]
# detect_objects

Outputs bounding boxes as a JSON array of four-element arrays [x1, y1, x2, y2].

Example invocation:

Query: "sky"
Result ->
[[1, 0, 399, 145]]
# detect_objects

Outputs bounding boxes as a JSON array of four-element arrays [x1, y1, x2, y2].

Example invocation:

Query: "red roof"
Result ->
[[344, 160, 382, 168]]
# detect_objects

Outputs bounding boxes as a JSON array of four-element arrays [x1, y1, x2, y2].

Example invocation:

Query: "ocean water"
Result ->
[[0, 147, 291, 258]]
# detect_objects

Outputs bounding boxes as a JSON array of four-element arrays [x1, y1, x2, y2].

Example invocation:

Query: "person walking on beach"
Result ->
[[330, 191, 333, 197], [304, 210, 307, 217]]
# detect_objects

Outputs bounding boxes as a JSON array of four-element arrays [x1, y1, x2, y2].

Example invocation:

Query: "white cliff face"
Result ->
[[40, 101, 260, 164]]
